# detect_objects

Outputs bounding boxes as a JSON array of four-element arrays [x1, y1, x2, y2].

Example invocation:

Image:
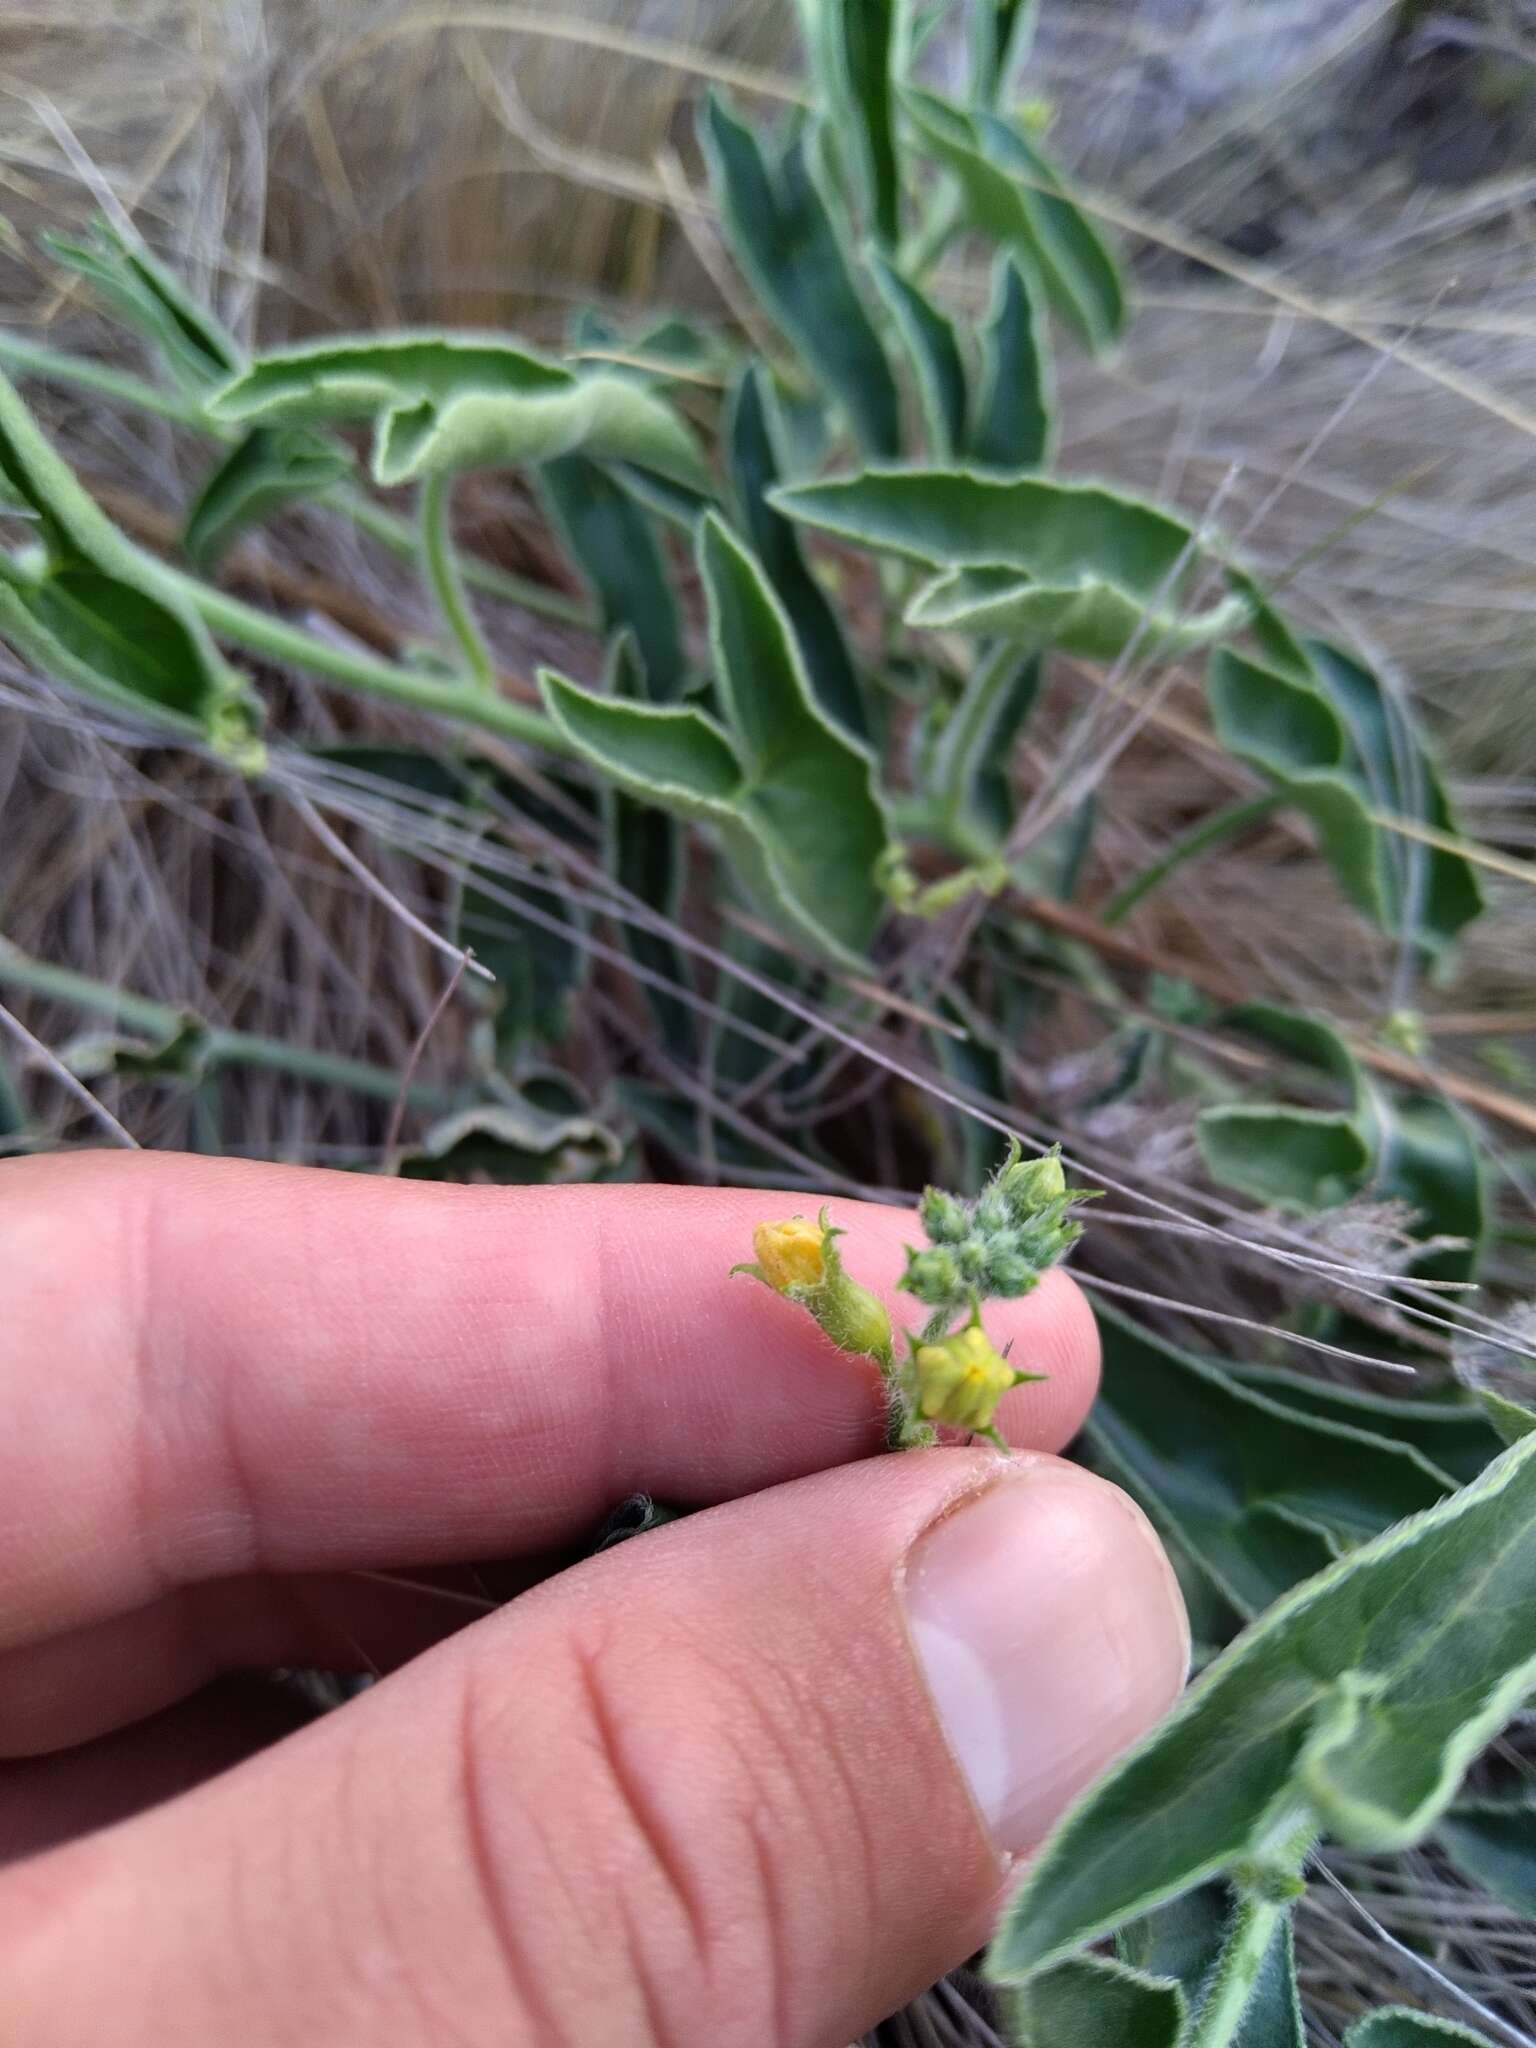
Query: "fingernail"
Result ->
[[904, 1467, 1190, 1857]]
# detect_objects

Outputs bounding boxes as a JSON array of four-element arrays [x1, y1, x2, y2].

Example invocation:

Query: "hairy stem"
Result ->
[[157, 561, 571, 758], [0, 332, 218, 430], [0, 942, 457, 1106], [418, 472, 498, 689], [334, 484, 590, 629], [1186, 1820, 1314, 2048]]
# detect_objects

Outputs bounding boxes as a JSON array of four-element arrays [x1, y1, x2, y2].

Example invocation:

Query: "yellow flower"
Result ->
[[911, 1320, 1023, 1434], [752, 1216, 826, 1293]]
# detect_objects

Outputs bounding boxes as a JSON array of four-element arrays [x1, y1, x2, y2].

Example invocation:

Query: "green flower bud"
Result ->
[[997, 1143, 1068, 1212], [918, 1186, 970, 1246]]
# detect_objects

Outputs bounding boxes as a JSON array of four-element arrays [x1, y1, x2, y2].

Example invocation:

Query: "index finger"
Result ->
[[0, 1153, 1099, 1651]]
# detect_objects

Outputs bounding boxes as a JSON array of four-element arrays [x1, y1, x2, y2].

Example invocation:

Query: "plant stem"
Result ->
[[0, 942, 458, 1106], [333, 485, 591, 629], [1186, 1820, 1314, 2048], [157, 561, 572, 758], [1102, 792, 1284, 928], [0, 332, 217, 430], [417, 472, 497, 689]]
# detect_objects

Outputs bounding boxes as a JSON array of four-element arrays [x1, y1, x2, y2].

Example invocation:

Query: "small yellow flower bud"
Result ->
[[740, 1212, 894, 1367], [911, 1320, 1025, 1434], [752, 1216, 826, 1293]]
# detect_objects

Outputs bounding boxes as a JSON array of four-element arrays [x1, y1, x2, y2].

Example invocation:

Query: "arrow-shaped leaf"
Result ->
[[208, 334, 709, 491]]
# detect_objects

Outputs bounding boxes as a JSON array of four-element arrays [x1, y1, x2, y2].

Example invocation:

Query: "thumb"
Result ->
[[4, 1450, 1188, 2048]]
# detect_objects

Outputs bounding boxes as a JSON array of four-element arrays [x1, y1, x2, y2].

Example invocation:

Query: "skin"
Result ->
[[0, 1153, 1185, 2047]]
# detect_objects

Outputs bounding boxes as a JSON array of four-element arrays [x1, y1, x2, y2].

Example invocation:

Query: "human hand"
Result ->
[[0, 1153, 1188, 2046]]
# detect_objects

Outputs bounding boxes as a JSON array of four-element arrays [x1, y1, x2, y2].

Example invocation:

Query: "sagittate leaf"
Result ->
[[726, 365, 866, 739], [44, 217, 240, 391], [901, 88, 1126, 352], [869, 252, 968, 457], [1088, 1302, 1451, 1617], [540, 454, 685, 699], [540, 516, 892, 967], [700, 93, 902, 457], [991, 1427, 1536, 1982], [797, 0, 905, 244], [1345, 2013, 1498, 2048], [970, 256, 1052, 470], [183, 426, 352, 571], [208, 334, 709, 491], [0, 369, 262, 762], [773, 468, 1249, 661]]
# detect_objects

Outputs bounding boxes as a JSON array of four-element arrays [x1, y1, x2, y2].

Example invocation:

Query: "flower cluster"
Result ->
[[902, 1143, 1094, 1329], [739, 1142, 1093, 1450]]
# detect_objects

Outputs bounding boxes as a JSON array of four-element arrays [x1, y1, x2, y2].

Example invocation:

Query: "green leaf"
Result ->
[[208, 334, 709, 491], [1003, 1953, 1185, 2048], [991, 1427, 1536, 1982], [1088, 1302, 1451, 1617], [540, 520, 892, 967], [603, 716, 697, 1060], [869, 252, 968, 457], [1345, 2012, 1499, 2048], [1208, 642, 1483, 951], [1306, 637, 1484, 952], [1198, 1104, 1373, 1212], [393, 1098, 621, 1184], [971, 0, 1040, 101], [540, 454, 685, 699], [908, 562, 1247, 661], [1437, 1792, 1536, 1917], [797, 0, 905, 245], [183, 427, 352, 571], [929, 644, 1041, 844], [1120, 1884, 1305, 2048], [971, 256, 1052, 470], [901, 88, 1126, 352], [726, 365, 866, 739], [700, 93, 902, 457], [1480, 1387, 1536, 1446], [1209, 647, 1348, 775], [63, 1013, 210, 1085], [698, 511, 889, 960], [0, 370, 262, 762], [539, 677, 745, 813], [1369, 1086, 1485, 1287], [773, 468, 1248, 660], [44, 218, 240, 391], [1230, 1367, 1502, 1488], [1193, 1005, 1485, 1277]]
